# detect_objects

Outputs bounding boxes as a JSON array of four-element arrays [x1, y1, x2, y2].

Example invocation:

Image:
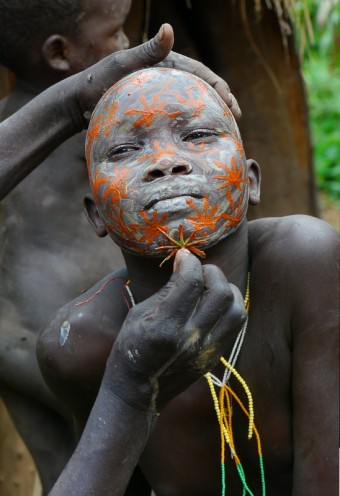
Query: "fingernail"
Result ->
[[230, 94, 242, 120], [173, 248, 190, 272], [156, 24, 165, 42]]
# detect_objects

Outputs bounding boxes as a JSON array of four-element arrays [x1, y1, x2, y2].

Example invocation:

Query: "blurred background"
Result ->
[[0, 1, 338, 495], [298, 0, 339, 226]]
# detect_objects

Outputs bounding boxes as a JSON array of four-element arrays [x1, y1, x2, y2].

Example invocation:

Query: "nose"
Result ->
[[144, 158, 193, 181]]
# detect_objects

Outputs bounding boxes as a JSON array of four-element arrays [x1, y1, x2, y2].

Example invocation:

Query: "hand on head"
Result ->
[[70, 23, 241, 131], [160, 50, 241, 119]]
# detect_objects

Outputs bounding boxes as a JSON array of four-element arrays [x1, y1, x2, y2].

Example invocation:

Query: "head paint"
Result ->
[[86, 68, 249, 260]]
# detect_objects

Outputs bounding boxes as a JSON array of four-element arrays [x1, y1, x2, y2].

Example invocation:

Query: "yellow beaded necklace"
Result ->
[[76, 269, 265, 494], [205, 273, 266, 496]]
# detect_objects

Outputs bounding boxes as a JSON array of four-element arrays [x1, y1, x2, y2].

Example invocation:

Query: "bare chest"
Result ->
[[140, 307, 293, 495]]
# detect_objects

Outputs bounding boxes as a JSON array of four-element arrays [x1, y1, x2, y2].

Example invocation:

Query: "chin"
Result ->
[[109, 219, 240, 261]]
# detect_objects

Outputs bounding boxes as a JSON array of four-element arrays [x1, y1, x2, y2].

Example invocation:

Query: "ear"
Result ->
[[84, 194, 108, 238], [246, 159, 261, 206], [41, 35, 71, 72]]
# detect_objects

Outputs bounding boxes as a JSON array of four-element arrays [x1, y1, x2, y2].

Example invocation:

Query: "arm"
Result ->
[[0, 24, 240, 201], [46, 250, 246, 495], [290, 217, 338, 494], [0, 25, 172, 199]]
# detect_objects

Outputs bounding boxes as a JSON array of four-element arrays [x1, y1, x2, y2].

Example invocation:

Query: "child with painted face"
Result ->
[[85, 68, 259, 260], [38, 68, 338, 496]]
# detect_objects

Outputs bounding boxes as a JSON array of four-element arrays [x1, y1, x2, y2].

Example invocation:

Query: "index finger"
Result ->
[[150, 249, 204, 321]]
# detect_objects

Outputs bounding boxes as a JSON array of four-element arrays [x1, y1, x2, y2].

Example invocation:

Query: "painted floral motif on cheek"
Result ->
[[220, 191, 247, 228], [186, 196, 221, 231], [213, 156, 245, 192], [138, 141, 175, 164], [91, 167, 130, 206], [107, 207, 133, 239], [129, 210, 169, 247]]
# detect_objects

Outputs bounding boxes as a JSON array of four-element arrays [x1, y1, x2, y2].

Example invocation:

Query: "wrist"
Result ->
[[55, 75, 87, 134], [101, 348, 158, 415]]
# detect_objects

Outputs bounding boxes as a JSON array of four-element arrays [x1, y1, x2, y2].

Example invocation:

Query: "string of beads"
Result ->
[[205, 272, 266, 496], [75, 270, 265, 494]]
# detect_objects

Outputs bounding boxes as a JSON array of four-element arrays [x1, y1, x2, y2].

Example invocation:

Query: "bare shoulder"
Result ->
[[37, 268, 130, 423], [248, 219, 339, 492], [249, 214, 338, 272], [248, 214, 338, 335]]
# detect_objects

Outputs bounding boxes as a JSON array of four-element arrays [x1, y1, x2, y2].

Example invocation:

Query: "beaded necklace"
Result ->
[[205, 273, 266, 496], [75, 271, 265, 494]]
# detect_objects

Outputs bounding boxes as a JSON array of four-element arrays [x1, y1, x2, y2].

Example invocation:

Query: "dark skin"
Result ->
[[0, 0, 130, 488], [38, 217, 338, 496], [0, 18, 240, 492], [37, 69, 338, 495]]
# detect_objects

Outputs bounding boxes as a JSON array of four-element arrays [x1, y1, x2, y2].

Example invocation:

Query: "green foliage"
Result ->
[[295, 1, 340, 199], [304, 56, 340, 198]]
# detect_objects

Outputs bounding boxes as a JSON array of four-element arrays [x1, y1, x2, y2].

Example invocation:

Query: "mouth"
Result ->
[[145, 193, 203, 210]]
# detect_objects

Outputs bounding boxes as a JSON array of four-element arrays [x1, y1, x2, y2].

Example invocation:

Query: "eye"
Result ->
[[106, 144, 140, 161], [183, 129, 219, 142]]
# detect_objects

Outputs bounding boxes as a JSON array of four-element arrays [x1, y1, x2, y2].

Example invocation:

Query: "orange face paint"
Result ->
[[86, 68, 249, 259]]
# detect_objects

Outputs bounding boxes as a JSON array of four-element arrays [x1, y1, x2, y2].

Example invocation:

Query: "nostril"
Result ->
[[147, 169, 165, 181], [172, 165, 191, 175], [145, 163, 192, 181]]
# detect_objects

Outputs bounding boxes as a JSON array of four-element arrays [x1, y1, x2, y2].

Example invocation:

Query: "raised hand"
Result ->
[[71, 24, 175, 130], [71, 23, 241, 129], [104, 249, 246, 413]]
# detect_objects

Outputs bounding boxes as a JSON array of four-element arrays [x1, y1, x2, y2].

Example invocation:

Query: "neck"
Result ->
[[122, 219, 250, 304]]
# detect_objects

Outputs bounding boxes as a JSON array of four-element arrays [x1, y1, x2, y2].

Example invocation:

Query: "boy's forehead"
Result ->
[[93, 68, 229, 121], [86, 68, 237, 162]]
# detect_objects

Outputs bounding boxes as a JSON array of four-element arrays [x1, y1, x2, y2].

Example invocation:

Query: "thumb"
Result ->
[[137, 23, 174, 65], [113, 23, 174, 75], [77, 24, 175, 127]]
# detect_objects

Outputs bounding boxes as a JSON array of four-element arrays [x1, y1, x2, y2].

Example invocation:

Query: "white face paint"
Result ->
[[86, 68, 249, 261]]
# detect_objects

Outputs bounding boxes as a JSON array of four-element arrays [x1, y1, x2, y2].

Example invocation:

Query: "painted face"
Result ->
[[69, 0, 130, 72], [86, 68, 249, 261]]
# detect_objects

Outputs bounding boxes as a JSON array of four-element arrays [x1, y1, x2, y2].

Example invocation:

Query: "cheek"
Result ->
[[210, 153, 247, 195], [112, 33, 129, 52], [99, 31, 129, 57], [90, 167, 132, 218], [84, 36, 125, 65]]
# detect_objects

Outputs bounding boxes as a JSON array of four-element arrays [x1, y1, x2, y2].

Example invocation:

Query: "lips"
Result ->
[[145, 192, 203, 210]]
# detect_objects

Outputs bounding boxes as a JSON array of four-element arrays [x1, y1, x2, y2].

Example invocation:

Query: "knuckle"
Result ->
[[193, 60, 205, 76], [177, 270, 203, 295], [140, 39, 158, 61]]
